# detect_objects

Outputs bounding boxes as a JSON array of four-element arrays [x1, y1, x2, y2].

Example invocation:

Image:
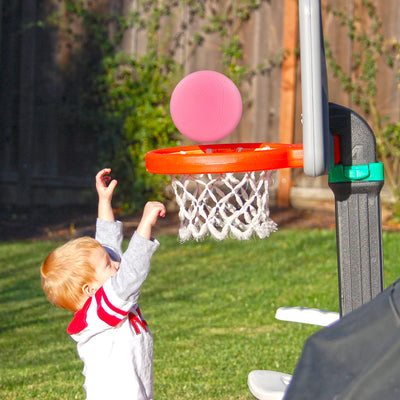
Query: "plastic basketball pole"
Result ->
[[328, 103, 384, 316]]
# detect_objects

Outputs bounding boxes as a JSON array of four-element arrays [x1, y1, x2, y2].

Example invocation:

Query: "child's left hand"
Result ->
[[136, 201, 166, 240], [142, 201, 166, 225]]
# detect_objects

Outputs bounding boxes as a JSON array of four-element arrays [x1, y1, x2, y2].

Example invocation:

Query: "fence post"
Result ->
[[277, 0, 298, 207]]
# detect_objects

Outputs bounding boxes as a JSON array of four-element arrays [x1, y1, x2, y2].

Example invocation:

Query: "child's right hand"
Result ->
[[96, 168, 118, 222], [136, 201, 166, 240], [96, 168, 118, 203]]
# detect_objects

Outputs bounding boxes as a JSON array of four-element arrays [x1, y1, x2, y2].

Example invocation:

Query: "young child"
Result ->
[[40, 168, 166, 400]]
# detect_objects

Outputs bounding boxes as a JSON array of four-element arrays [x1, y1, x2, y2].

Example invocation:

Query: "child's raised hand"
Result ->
[[142, 201, 166, 224], [137, 201, 166, 240], [95, 168, 118, 203], [96, 168, 118, 222]]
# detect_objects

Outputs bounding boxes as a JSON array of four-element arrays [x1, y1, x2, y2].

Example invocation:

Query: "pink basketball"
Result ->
[[170, 70, 243, 143]]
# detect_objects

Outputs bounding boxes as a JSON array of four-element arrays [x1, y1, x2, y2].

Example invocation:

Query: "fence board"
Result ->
[[0, 0, 398, 207]]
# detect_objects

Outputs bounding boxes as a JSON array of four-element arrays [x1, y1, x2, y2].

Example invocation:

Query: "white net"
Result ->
[[171, 171, 277, 241]]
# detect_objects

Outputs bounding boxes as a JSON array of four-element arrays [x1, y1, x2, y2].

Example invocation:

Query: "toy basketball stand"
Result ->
[[247, 1, 384, 398], [145, 1, 384, 313]]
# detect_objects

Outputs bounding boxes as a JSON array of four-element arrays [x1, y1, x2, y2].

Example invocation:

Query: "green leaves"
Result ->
[[97, 52, 180, 209]]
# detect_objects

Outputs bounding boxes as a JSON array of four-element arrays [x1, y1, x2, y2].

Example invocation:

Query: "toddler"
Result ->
[[41, 168, 166, 400]]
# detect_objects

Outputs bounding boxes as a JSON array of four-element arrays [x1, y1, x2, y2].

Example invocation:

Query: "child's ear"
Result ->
[[82, 283, 97, 297]]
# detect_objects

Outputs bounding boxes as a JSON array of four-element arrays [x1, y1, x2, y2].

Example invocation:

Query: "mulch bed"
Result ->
[[0, 206, 337, 242]]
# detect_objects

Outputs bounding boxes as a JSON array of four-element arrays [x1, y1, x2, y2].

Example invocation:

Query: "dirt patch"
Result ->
[[3, 204, 399, 243], [0, 206, 338, 242]]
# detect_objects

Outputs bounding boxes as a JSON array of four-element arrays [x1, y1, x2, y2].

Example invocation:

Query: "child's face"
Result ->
[[89, 246, 120, 288]]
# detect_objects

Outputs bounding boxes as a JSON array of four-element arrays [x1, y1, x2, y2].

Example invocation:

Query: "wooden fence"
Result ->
[[0, 0, 398, 207]]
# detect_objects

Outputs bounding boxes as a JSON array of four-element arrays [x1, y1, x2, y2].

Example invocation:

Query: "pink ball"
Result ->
[[170, 71, 243, 143]]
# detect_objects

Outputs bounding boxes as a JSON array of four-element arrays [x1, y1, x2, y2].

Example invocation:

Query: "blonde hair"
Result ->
[[40, 237, 103, 312]]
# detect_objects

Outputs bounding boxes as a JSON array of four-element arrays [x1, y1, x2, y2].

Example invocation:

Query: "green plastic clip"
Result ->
[[329, 162, 384, 183]]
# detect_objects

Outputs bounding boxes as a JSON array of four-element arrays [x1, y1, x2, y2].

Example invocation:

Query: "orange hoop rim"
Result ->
[[145, 143, 304, 174]]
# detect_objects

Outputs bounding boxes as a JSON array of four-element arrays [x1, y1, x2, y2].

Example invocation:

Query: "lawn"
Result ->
[[1, 229, 400, 399]]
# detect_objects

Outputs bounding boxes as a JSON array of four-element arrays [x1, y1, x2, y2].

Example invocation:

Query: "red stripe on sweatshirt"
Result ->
[[95, 287, 127, 327]]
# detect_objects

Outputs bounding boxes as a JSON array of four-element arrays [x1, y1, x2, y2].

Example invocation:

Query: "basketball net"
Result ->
[[171, 171, 277, 241]]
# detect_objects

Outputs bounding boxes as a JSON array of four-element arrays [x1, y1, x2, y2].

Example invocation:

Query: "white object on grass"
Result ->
[[248, 370, 292, 400], [275, 307, 340, 327]]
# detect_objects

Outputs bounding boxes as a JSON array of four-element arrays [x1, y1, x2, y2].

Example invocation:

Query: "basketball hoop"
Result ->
[[146, 143, 304, 241]]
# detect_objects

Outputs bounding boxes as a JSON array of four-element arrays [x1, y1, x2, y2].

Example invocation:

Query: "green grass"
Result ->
[[2, 229, 400, 399]]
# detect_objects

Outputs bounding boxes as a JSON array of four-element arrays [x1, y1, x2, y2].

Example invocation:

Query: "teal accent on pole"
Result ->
[[328, 162, 384, 183]]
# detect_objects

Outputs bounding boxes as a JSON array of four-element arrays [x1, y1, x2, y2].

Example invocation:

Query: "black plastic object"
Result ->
[[284, 279, 400, 399], [328, 103, 384, 316]]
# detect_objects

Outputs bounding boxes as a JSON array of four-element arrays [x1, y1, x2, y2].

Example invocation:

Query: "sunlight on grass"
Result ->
[[1, 229, 400, 399]]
